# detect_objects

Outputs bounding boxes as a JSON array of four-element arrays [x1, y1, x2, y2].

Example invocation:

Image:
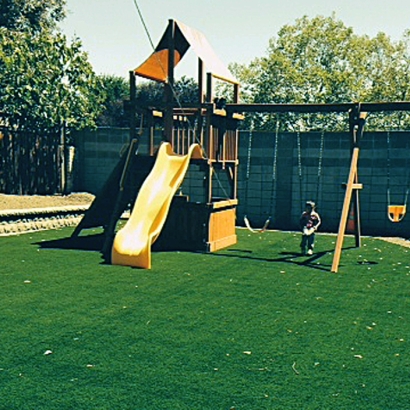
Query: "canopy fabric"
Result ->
[[134, 20, 237, 84]]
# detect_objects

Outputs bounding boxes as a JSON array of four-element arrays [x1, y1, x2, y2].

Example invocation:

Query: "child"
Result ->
[[300, 201, 321, 255]]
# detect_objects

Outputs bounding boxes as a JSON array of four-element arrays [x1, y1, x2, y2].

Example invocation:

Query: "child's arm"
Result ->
[[312, 212, 321, 230]]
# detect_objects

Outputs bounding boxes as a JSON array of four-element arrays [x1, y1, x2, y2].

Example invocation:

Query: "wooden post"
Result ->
[[60, 124, 66, 194], [233, 83, 240, 104], [198, 58, 205, 105], [206, 72, 213, 103], [129, 71, 137, 141], [331, 147, 360, 273], [352, 172, 362, 247], [164, 19, 175, 143], [349, 106, 367, 247], [204, 102, 214, 203]]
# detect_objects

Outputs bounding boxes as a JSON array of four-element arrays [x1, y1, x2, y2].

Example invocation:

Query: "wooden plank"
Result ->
[[210, 199, 238, 209], [331, 147, 360, 273], [209, 208, 236, 242], [207, 234, 237, 252]]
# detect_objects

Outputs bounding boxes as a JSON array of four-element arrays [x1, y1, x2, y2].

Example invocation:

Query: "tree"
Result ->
[[0, 0, 103, 193], [95, 75, 199, 128], [0, 0, 66, 32], [96, 75, 129, 127], [136, 76, 198, 108], [0, 28, 103, 134], [230, 15, 410, 131], [0, 0, 104, 135]]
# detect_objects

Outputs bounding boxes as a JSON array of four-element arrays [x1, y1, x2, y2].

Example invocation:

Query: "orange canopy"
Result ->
[[134, 20, 237, 84]]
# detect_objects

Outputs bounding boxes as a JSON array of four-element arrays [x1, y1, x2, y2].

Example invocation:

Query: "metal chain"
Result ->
[[297, 131, 303, 204], [269, 116, 280, 217], [386, 131, 391, 205], [316, 130, 325, 202]]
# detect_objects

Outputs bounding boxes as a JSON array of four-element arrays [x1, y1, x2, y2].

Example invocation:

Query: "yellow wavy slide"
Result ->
[[111, 142, 203, 269]]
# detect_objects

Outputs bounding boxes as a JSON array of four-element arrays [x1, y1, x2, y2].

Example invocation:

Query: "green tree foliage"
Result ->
[[173, 76, 198, 106], [230, 15, 410, 131], [0, 0, 66, 32], [95, 75, 198, 127], [0, 28, 103, 133], [0, 1, 103, 134], [136, 76, 198, 107], [96, 75, 129, 127]]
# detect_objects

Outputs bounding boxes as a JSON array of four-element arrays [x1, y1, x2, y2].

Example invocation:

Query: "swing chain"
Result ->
[[245, 117, 254, 181], [243, 114, 277, 233], [268, 116, 280, 218], [297, 131, 304, 204], [316, 130, 325, 202], [297, 129, 325, 206], [272, 117, 279, 183], [386, 131, 391, 197]]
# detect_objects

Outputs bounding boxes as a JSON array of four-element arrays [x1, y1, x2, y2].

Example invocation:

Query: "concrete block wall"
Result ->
[[72, 128, 410, 237], [74, 128, 134, 193]]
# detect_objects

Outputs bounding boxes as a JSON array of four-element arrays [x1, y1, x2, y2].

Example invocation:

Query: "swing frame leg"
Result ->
[[331, 147, 362, 273]]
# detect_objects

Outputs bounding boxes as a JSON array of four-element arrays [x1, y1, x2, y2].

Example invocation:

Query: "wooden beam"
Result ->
[[226, 103, 354, 114], [198, 58, 204, 104], [226, 101, 410, 115], [331, 147, 361, 273], [129, 71, 137, 141], [164, 19, 175, 142]]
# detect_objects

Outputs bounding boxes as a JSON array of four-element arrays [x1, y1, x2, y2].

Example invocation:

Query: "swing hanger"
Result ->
[[297, 127, 325, 208], [386, 131, 409, 223], [243, 113, 279, 233]]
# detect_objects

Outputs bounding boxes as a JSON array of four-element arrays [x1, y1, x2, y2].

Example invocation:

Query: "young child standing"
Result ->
[[299, 201, 321, 255]]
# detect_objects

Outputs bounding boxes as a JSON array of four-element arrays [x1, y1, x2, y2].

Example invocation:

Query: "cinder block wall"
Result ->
[[73, 128, 410, 237], [74, 128, 130, 193]]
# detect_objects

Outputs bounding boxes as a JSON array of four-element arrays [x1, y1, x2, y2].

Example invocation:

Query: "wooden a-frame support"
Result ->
[[331, 147, 362, 272], [331, 109, 366, 273]]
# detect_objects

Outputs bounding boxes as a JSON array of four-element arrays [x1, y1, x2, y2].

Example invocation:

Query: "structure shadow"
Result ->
[[211, 246, 358, 272], [34, 233, 105, 252], [33, 238, 369, 272]]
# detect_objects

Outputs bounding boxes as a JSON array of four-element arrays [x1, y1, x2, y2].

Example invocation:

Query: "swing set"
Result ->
[[227, 101, 410, 273]]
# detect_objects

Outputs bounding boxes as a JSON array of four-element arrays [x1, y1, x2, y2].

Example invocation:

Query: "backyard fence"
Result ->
[[0, 127, 64, 194], [71, 127, 410, 238]]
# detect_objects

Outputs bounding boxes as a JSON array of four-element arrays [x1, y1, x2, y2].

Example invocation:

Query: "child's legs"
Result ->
[[300, 235, 308, 249], [307, 234, 315, 250]]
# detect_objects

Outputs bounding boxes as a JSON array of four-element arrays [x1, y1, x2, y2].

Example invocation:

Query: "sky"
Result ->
[[60, 0, 410, 80]]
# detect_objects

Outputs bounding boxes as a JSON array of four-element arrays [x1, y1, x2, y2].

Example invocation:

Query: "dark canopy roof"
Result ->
[[134, 20, 237, 84]]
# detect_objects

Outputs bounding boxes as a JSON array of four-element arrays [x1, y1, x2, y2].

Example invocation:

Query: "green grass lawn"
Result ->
[[0, 227, 409, 409]]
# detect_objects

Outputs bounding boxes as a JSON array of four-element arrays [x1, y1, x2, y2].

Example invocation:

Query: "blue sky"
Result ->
[[60, 0, 410, 79]]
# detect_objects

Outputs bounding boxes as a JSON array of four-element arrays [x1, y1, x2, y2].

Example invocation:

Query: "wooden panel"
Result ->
[[207, 208, 237, 251], [209, 208, 236, 242], [154, 197, 237, 252]]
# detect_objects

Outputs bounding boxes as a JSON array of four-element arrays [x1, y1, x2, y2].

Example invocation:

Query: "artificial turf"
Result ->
[[0, 227, 409, 409]]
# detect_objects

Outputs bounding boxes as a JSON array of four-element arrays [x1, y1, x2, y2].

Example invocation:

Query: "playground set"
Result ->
[[73, 19, 410, 272]]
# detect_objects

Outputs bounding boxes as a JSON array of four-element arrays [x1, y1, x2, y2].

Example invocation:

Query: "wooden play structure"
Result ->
[[73, 19, 243, 264], [72, 18, 410, 271]]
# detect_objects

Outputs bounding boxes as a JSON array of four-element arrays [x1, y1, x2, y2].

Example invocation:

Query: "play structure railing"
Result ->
[[171, 115, 198, 156], [147, 105, 240, 166], [207, 126, 238, 163]]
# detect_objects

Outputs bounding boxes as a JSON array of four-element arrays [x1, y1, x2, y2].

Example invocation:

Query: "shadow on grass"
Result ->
[[34, 233, 105, 252], [212, 247, 359, 272], [34, 236, 373, 273]]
